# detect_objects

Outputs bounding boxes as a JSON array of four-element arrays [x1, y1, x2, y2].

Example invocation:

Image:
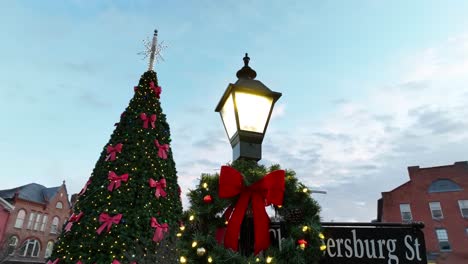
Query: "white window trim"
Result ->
[[436, 229, 451, 252], [20, 239, 40, 257], [14, 209, 26, 229], [429, 202, 444, 219], [40, 215, 48, 232], [33, 213, 42, 231], [27, 212, 36, 230], [458, 200, 468, 218], [44, 241, 54, 258], [400, 203, 413, 222], [50, 216, 59, 234], [7, 236, 18, 255]]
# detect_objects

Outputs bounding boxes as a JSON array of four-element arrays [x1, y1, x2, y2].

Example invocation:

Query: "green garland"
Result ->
[[177, 160, 324, 264]]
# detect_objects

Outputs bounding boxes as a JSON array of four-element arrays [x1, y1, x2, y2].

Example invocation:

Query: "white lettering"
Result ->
[[352, 229, 364, 258], [387, 239, 398, 264], [414, 238, 422, 261], [404, 235, 415, 260], [377, 239, 385, 259], [344, 239, 353, 258], [336, 239, 344, 257], [364, 239, 377, 258], [327, 238, 336, 257]]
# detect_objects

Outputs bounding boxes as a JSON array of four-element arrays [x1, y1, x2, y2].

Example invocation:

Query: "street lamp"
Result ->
[[215, 53, 282, 161]]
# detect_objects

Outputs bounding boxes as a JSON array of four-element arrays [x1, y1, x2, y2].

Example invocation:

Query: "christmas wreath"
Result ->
[[177, 160, 325, 263]]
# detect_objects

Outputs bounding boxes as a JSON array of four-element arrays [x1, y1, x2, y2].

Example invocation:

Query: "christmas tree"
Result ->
[[49, 30, 183, 264]]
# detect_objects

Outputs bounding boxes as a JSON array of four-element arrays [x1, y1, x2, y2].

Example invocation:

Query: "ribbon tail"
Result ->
[[224, 192, 251, 252], [252, 194, 270, 255], [107, 182, 114, 192], [96, 223, 106, 235], [64, 222, 73, 232]]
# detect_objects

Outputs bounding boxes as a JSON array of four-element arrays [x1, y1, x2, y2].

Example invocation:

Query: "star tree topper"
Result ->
[[138, 29, 167, 71]]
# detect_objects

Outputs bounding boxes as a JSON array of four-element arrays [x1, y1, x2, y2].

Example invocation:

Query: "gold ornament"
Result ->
[[197, 247, 206, 256]]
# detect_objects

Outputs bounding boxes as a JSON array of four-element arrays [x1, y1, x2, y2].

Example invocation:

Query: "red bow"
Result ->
[[105, 143, 123, 161], [47, 259, 60, 264], [112, 260, 120, 264], [107, 171, 129, 192], [218, 166, 285, 255], [151, 217, 169, 242], [96, 212, 122, 234], [140, 113, 157, 128], [65, 211, 84, 232], [154, 140, 169, 159], [215, 206, 233, 244], [149, 178, 167, 198], [78, 179, 91, 196], [150, 81, 162, 98], [76, 261, 83, 264]]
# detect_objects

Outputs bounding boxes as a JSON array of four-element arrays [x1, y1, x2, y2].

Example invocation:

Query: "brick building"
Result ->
[[0, 182, 70, 264], [377, 161, 468, 264]]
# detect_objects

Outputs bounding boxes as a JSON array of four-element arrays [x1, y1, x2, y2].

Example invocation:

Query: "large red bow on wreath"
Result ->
[[106, 143, 123, 161], [96, 212, 122, 234], [140, 113, 156, 128], [151, 217, 169, 242], [218, 166, 285, 255], [65, 211, 84, 232], [107, 171, 129, 192]]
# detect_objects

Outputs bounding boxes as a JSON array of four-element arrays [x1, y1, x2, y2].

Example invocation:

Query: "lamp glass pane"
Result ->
[[220, 93, 237, 139], [235, 91, 273, 133]]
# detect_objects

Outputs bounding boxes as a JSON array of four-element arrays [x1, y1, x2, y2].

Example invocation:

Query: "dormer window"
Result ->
[[56, 202, 63, 209]]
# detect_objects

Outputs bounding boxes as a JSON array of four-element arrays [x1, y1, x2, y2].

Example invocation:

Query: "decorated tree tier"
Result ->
[[48, 31, 183, 264], [177, 159, 325, 264]]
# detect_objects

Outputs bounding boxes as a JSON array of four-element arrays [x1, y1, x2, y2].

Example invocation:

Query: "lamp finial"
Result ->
[[236, 53, 257, 79]]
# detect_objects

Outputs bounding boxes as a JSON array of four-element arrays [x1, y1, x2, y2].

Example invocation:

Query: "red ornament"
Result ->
[[203, 195, 212, 204], [298, 239, 308, 250]]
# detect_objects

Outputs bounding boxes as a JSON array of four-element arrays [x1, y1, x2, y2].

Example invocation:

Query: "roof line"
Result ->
[[0, 197, 15, 211]]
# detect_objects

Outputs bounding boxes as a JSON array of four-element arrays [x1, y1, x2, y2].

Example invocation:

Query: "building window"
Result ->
[[44, 241, 54, 258], [400, 204, 412, 222], [7, 236, 18, 255], [458, 200, 468, 218], [19, 239, 41, 257], [14, 209, 26, 228], [50, 216, 59, 234], [27, 212, 36, 229], [33, 213, 42, 231], [40, 215, 48, 232], [428, 179, 463, 193], [435, 229, 451, 251], [56, 202, 63, 209], [429, 202, 443, 219]]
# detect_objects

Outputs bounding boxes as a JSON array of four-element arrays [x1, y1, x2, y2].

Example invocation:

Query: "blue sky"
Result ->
[[2, 0, 468, 221]]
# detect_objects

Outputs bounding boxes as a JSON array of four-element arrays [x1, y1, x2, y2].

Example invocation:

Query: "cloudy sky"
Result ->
[[1, 0, 468, 222]]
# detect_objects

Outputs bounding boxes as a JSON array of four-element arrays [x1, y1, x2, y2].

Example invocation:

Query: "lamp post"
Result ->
[[215, 54, 282, 256], [215, 53, 282, 161]]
